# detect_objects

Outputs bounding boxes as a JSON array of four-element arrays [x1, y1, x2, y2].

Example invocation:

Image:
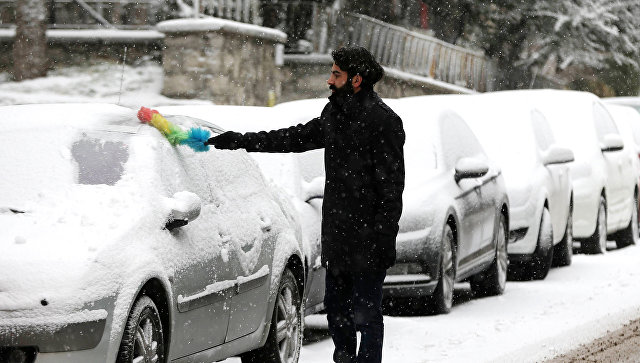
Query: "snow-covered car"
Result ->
[[603, 96, 640, 114], [157, 104, 328, 316], [515, 90, 638, 253], [603, 103, 640, 246], [383, 97, 510, 314], [449, 93, 575, 279], [0, 104, 306, 363]]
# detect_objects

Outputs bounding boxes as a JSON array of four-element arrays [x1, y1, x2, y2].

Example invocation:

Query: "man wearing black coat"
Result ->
[[207, 46, 405, 363]]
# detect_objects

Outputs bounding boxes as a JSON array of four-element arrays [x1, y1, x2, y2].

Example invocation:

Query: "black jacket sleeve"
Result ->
[[212, 116, 325, 153], [371, 111, 405, 241]]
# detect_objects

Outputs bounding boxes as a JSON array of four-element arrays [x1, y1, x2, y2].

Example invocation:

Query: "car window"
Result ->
[[439, 113, 485, 169], [593, 102, 619, 141], [530, 109, 555, 151]]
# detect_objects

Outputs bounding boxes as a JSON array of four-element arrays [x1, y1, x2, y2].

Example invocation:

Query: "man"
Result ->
[[207, 46, 405, 363]]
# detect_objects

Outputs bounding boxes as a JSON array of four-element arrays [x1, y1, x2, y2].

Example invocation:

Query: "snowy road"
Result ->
[[223, 242, 640, 363]]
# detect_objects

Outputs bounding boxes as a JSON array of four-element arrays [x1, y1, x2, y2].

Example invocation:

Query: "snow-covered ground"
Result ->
[[0, 62, 211, 108], [2, 64, 640, 363], [223, 242, 640, 363]]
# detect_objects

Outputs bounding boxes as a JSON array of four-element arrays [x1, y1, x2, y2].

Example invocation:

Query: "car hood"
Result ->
[[0, 187, 162, 312]]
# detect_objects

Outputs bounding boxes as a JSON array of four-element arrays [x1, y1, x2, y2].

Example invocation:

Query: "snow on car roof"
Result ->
[[0, 103, 140, 131]]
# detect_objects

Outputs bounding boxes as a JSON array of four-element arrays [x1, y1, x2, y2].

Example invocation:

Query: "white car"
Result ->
[[603, 103, 640, 246], [512, 90, 638, 253], [0, 104, 305, 363], [158, 104, 328, 316], [449, 93, 575, 279]]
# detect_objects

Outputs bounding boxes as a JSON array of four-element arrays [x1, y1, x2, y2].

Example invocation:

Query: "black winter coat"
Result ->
[[214, 89, 405, 271]]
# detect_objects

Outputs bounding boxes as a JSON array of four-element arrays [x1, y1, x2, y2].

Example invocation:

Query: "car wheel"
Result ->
[[428, 224, 455, 315], [614, 193, 638, 248], [582, 196, 608, 254], [241, 268, 302, 363], [471, 213, 507, 296], [117, 295, 165, 363], [552, 205, 573, 267]]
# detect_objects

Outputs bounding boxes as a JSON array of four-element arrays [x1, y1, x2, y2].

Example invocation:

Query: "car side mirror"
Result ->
[[542, 145, 575, 165], [601, 134, 624, 152], [302, 176, 325, 202], [163, 191, 202, 230], [454, 157, 489, 183]]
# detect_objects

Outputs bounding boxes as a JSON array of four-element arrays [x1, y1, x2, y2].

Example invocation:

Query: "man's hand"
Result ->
[[206, 131, 244, 150]]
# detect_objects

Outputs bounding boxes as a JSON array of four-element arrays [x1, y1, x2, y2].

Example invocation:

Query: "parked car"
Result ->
[[157, 103, 328, 316], [384, 97, 510, 314], [512, 90, 638, 253], [603, 96, 640, 114], [603, 103, 640, 246], [447, 93, 574, 279], [0, 104, 306, 363]]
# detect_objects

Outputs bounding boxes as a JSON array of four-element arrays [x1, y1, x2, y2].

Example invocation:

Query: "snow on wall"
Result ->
[[156, 17, 287, 43]]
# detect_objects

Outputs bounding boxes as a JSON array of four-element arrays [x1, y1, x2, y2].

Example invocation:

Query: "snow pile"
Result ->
[[0, 62, 212, 108]]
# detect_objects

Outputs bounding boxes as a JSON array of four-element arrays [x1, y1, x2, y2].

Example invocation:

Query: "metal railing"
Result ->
[[327, 13, 496, 92], [201, 0, 260, 24]]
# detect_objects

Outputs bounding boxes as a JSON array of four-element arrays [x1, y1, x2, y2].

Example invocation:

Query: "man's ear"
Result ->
[[352, 74, 363, 88]]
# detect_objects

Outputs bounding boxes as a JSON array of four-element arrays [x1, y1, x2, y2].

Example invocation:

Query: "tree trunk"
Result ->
[[13, 0, 48, 81]]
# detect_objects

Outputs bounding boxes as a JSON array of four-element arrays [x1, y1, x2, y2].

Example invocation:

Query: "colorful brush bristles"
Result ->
[[137, 107, 211, 152]]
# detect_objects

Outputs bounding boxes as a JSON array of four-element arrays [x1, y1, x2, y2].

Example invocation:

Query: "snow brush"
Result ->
[[137, 107, 211, 152]]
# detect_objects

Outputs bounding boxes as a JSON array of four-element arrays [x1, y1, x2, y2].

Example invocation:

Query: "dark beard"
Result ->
[[329, 79, 354, 99]]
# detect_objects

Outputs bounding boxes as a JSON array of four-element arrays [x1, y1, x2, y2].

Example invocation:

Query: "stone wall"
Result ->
[[157, 18, 287, 106]]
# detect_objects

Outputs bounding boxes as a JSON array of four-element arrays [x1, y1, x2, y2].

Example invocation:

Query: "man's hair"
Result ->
[[331, 46, 384, 89]]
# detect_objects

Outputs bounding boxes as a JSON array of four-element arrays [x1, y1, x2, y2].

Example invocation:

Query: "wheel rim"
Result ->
[[276, 284, 300, 363], [132, 314, 159, 363], [442, 228, 455, 309], [496, 220, 508, 289], [598, 202, 607, 253]]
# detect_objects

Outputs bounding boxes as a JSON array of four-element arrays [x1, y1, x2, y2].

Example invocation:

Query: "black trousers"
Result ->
[[324, 266, 387, 363]]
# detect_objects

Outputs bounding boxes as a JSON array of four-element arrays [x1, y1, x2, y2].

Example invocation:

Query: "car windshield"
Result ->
[[0, 127, 132, 210], [470, 117, 537, 171]]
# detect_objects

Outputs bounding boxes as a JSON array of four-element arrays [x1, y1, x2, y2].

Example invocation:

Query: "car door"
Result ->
[[531, 110, 571, 239], [296, 149, 325, 313], [594, 101, 629, 227], [157, 144, 235, 359], [439, 115, 494, 273], [200, 150, 277, 342]]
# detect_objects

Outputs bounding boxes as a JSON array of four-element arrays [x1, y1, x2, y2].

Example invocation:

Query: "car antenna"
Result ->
[[117, 45, 128, 106]]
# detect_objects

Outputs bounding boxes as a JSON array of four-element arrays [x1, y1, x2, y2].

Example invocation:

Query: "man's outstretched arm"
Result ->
[[207, 116, 325, 153]]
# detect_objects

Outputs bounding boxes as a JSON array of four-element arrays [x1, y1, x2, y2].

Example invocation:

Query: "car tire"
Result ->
[[471, 213, 507, 297], [117, 295, 165, 363], [582, 196, 608, 254], [427, 224, 455, 315], [614, 193, 638, 248], [241, 268, 302, 363], [552, 205, 573, 267]]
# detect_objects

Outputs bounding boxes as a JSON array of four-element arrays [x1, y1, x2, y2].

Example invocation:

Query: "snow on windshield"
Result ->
[[458, 98, 538, 180]]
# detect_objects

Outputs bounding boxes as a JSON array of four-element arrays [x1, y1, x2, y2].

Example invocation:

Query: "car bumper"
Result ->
[[383, 228, 438, 298], [507, 200, 539, 255], [382, 274, 437, 298], [0, 309, 108, 362]]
